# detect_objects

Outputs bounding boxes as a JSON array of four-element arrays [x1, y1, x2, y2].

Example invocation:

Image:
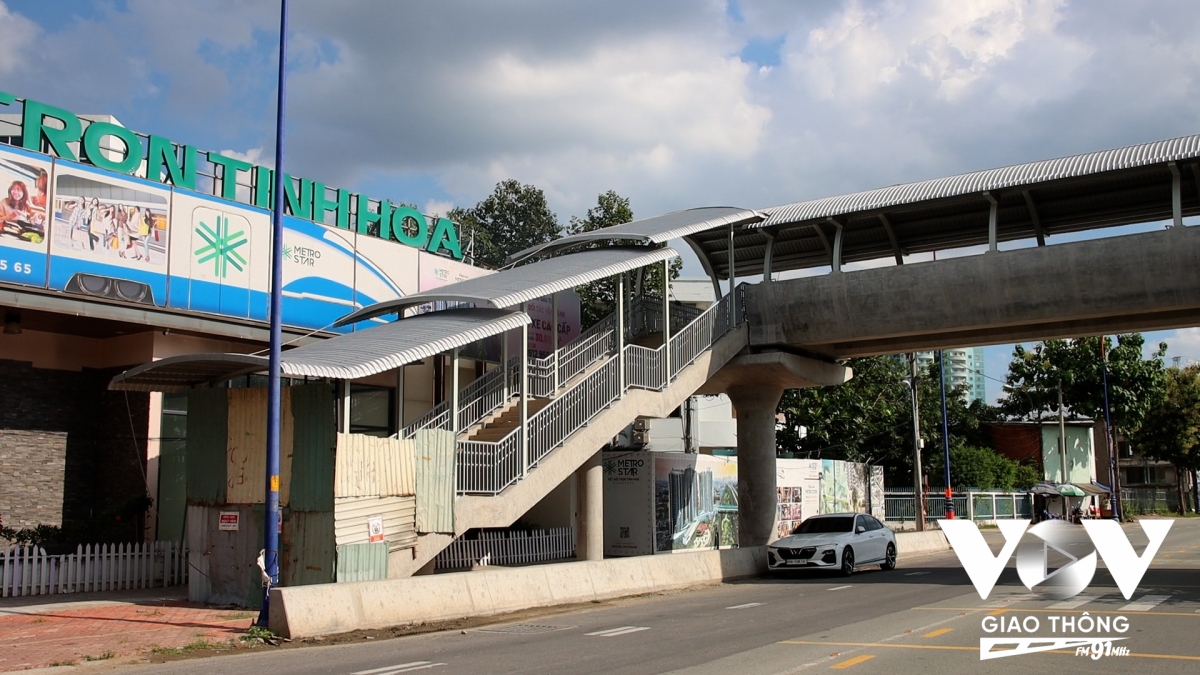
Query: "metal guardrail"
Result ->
[[456, 289, 740, 495], [884, 491, 1033, 521]]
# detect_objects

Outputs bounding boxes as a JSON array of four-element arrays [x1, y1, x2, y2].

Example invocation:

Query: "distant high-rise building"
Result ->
[[912, 348, 987, 403], [668, 467, 714, 535]]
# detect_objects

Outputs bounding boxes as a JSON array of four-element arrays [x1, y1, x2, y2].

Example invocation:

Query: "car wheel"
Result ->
[[881, 543, 897, 571], [840, 546, 855, 576]]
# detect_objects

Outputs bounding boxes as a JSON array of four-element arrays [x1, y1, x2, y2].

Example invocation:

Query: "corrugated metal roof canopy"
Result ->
[[110, 308, 530, 391], [503, 207, 764, 266], [336, 246, 679, 327], [695, 134, 1200, 277]]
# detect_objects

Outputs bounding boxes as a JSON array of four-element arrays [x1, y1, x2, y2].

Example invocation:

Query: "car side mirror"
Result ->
[[856, 526, 866, 534]]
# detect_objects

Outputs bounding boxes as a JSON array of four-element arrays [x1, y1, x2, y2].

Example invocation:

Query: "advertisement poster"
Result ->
[[870, 465, 885, 521], [775, 458, 821, 540], [167, 190, 264, 319], [351, 230, 419, 328], [522, 290, 582, 359], [0, 146, 51, 287], [49, 163, 170, 306], [602, 451, 655, 557], [654, 454, 738, 552]]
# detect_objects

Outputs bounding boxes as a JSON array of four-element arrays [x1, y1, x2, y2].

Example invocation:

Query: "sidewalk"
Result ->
[[0, 588, 257, 671]]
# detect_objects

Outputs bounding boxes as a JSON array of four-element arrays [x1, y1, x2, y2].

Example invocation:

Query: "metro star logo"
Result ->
[[195, 215, 247, 278]]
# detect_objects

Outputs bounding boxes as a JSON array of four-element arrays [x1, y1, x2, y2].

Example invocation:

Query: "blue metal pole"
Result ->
[[257, 0, 288, 628], [1099, 337, 1120, 522], [938, 350, 954, 518]]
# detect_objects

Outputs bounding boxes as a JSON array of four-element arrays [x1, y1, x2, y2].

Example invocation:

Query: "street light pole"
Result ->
[[257, 0, 288, 628], [909, 354, 926, 531], [1099, 338, 1121, 521], [938, 350, 954, 519]]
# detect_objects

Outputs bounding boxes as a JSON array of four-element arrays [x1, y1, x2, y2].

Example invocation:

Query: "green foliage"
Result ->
[[1014, 464, 1041, 490], [567, 190, 680, 328], [776, 355, 1001, 487], [926, 445, 1023, 490], [1131, 365, 1200, 514], [449, 179, 561, 268], [1000, 335, 1166, 435]]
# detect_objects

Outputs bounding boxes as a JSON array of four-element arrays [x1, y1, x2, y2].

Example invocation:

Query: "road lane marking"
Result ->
[[827, 585, 852, 591], [916, 606, 1200, 618], [904, 572, 929, 576], [780, 641, 1200, 662], [585, 626, 650, 637], [830, 655, 875, 669], [726, 602, 764, 609], [1049, 594, 1104, 610], [922, 628, 953, 638], [1121, 594, 1171, 612], [983, 592, 1035, 608], [351, 663, 445, 675]]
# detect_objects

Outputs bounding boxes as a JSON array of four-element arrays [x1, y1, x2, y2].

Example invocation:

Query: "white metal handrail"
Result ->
[[457, 356, 520, 432], [624, 344, 664, 390], [402, 400, 451, 438], [669, 295, 729, 379], [528, 357, 623, 465]]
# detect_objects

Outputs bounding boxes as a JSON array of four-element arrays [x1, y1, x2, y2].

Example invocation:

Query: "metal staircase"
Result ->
[[393, 286, 748, 576]]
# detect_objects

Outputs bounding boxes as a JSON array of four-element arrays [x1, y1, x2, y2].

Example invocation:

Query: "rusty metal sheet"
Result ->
[[333, 495, 417, 552], [282, 510, 335, 587], [335, 433, 416, 498], [414, 429, 455, 534], [185, 389, 227, 505], [185, 504, 262, 608], [289, 384, 337, 513], [335, 542, 389, 583], [225, 387, 294, 505]]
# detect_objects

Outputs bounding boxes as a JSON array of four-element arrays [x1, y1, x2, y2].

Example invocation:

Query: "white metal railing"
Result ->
[[457, 356, 520, 432], [528, 357, 623, 465], [455, 289, 743, 495], [434, 527, 575, 570], [402, 399, 451, 438], [1, 541, 188, 597]]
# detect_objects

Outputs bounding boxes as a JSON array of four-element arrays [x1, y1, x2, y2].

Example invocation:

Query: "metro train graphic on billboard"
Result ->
[[0, 142, 438, 333]]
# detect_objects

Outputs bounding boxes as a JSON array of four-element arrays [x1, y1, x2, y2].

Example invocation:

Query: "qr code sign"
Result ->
[[620, 527, 630, 539]]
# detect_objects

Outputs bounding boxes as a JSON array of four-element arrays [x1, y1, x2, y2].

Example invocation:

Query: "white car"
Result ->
[[767, 513, 897, 575]]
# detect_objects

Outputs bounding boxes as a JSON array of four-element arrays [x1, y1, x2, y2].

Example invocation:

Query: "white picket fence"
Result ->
[[435, 527, 575, 570], [1, 541, 188, 598]]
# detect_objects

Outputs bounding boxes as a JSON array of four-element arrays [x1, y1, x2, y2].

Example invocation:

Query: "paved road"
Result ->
[[119, 519, 1200, 675]]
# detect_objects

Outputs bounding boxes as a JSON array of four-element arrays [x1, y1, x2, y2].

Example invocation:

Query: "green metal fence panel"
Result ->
[[185, 388, 227, 505], [289, 384, 337, 512], [415, 429, 456, 534], [335, 542, 389, 582], [282, 510, 336, 587]]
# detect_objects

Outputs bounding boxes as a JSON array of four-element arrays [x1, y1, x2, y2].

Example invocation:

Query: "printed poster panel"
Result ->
[[821, 459, 850, 514], [0, 146, 50, 287], [350, 231, 420, 330], [775, 458, 821, 540], [654, 454, 738, 552], [49, 162, 170, 305], [524, 291, 582, 359], [870, 465, 886, 521], [275, 216, 359, 332], [167, 190, 267, 319], [602, 451, 655, 557]]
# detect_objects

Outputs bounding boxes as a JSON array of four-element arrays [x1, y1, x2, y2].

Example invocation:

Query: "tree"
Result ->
[[999, 335, 1166, 434], [775, 356, 1001, 487], [449, 180, 561, 268], [926, 445, 1024, 491], [1131, 365, 1200, 514], [567, 190, 681, 329]]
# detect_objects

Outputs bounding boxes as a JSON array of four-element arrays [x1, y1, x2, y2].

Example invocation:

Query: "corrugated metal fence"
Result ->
[[435, 528, 575, 570], [1, 542, 187, 597]]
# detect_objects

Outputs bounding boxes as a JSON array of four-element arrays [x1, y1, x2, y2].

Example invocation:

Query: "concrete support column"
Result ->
[[576, 451, 604, 561], [727, 384, 784, 547]]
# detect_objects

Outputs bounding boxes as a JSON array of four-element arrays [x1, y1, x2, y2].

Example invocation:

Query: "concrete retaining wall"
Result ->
[[894, 529, 949, 555], [270, 546, 767, 638]]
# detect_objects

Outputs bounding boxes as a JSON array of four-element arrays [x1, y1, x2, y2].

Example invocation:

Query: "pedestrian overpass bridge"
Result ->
[[112, 133, 1200, 587]]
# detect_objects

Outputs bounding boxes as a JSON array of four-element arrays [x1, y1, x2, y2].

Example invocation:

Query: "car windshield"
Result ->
[[792, 516, 854, 534]]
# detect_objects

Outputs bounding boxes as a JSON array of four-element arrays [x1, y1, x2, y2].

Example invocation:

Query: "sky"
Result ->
[[4, 0, 1200, 401]]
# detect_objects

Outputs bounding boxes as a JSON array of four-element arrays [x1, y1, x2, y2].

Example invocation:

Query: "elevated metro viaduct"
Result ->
[[117, 132, 1200, 566]]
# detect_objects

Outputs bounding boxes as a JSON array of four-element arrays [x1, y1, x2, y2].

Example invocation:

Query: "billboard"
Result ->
[[775, 459, 821, 540], [1, 144, 424, 333], [602, 451, 655, 557]]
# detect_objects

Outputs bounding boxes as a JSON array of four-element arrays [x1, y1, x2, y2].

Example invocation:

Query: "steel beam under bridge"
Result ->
[[746, 225, 1200, 358]]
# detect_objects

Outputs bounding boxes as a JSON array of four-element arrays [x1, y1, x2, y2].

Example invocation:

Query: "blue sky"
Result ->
[[4, 0, 1200, 399]]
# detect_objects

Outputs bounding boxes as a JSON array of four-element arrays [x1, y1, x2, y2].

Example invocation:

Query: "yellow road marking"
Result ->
[[830, 655, 875, 669], [780, 641, 1200, 661], [916, 607, 1200, 618], [923, 628, 953, 638]]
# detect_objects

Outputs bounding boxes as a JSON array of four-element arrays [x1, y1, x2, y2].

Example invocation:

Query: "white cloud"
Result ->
[[423, 200, 455, 218], [1165, 327, 1200, 365], [0, 2, 38, 74], [219, 147, 269, 168]]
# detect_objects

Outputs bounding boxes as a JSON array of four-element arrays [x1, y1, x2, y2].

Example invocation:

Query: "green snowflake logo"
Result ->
[[195, 215, 247, 278]]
